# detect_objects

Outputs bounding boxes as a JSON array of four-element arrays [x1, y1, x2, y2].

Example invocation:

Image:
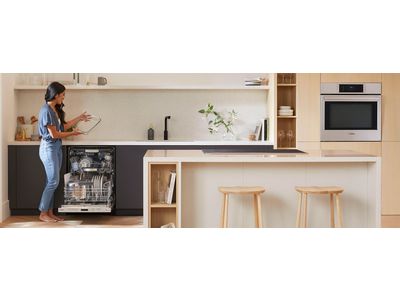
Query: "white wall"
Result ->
[[15, 74, 271, 141], [0, 74, 16, 221]]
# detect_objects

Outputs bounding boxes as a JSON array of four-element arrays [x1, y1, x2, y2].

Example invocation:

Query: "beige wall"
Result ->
[[0, 74, 16, 221]]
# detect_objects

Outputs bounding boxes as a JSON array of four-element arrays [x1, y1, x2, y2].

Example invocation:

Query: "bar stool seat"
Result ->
[[295, 186, 344, 228], [218, 186, 265, 228]]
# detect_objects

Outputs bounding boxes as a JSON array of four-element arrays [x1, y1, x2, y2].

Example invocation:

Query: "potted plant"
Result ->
[[198, 103, 238, 140]]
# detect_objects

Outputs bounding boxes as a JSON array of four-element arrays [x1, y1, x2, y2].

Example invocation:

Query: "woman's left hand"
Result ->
[[79, 112, 92, 122]]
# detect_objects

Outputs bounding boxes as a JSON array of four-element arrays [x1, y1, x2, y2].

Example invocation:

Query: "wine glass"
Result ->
[[286, 130, 294, 147], [278, 130, 285, 147]]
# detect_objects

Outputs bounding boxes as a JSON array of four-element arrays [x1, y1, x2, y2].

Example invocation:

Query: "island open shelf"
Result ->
[[147, 162, 181, 228]]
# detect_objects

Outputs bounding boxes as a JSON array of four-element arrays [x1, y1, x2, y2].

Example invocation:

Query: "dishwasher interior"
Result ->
[[58, 146, 115, 213]]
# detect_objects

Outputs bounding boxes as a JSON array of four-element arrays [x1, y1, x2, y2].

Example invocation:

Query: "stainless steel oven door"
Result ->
[[320, 95, 381, 141]]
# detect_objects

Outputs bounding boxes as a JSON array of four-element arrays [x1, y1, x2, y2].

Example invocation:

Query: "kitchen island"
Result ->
[[143, 150, 381, 228]]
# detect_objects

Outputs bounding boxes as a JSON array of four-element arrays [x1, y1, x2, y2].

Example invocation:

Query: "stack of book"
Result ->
[[244, 77, 268, 86], [254, 118, 270, 141], [245, 79, 262, 86], [166, 171, 176, 205]]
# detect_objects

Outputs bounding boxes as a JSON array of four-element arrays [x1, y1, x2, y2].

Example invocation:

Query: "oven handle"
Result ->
[[321, 95, 381, 101]]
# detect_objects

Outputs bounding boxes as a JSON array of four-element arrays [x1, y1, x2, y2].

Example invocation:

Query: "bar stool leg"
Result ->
[[223, 193, 229, 228], [220, 193, 226, 228], [330, 193, 335, 228], [303, 193, 308, 228], [296, 192, 303, 228], [253, 194, 259, 228], [256, 194, 263, 228], [335, 193, 343, 228]]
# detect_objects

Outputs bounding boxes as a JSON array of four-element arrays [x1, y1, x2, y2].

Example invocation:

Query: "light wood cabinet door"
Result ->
[[382, 142, 400, 215], [321, 73, 382, 83], [320, 142, 382, 156], [382, 74, 400, 141], [296, 73, 320, 142]]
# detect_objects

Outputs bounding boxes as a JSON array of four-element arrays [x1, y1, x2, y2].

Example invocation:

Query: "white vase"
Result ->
[[222, 131, 235, 141]]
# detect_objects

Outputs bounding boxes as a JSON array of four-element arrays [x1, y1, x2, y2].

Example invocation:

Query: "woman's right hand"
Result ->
[[71, 128, 83, 136]]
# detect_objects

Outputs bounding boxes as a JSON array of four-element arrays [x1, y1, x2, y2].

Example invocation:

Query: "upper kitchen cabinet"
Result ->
[[296, 73, 320, 142], [321, 73, 382, 83], [382, 74, 400, 141]]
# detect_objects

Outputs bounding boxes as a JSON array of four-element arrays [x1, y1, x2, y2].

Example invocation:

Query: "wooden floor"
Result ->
[[0, 215, 144, 228]]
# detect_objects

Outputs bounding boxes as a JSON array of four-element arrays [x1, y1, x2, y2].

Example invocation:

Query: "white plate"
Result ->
[[279, 110, 293, 113], [279, 106, 291, 109]]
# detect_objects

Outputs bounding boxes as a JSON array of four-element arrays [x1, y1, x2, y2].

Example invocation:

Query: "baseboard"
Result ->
[[114, 209, 143, 216], [1, 200, 10, 222]]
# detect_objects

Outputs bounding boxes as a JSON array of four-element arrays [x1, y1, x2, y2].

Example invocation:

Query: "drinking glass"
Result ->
[[280, 74, 285, 84], [156, 171, 165, 203], [278, 130, 286, 147], [285, 74, 291, 84], [278, 74, 283, 84], [286, 130, 294, 147]]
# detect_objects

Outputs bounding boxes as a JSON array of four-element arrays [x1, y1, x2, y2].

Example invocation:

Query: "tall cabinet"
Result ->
[[276, 73, 297, 149], [381, 74, 400, 215]]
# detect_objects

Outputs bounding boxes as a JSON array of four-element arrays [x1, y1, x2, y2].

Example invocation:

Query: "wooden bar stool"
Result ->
[[295, 186, 344, 228], [218, 186, 265, 228]]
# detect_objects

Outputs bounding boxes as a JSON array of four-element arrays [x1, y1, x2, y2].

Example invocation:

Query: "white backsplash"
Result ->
[[16, 89, 269, 141]]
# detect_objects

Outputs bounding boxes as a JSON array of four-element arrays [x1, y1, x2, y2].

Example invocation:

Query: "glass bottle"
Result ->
[[156, 171, 165, 203]]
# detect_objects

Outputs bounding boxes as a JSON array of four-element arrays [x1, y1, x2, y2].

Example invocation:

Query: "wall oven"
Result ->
[[320, 83, 381, 142]]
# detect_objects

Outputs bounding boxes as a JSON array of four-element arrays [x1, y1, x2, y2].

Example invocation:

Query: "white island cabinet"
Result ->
[[143, 150, 381, 228]]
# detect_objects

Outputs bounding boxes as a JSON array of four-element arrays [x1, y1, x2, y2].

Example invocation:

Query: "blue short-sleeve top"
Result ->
[[38, 103, 64, 142]]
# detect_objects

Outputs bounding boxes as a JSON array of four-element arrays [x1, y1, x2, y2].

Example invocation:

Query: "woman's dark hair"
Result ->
[[45, 82, 66, 124]]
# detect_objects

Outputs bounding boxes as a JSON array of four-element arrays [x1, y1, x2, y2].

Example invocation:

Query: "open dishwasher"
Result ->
[[58, 146, 115, 213]]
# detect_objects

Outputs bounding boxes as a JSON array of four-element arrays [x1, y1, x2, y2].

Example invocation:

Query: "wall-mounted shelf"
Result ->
[[277, 116, 296, 119], [14, 85, 270, 91]]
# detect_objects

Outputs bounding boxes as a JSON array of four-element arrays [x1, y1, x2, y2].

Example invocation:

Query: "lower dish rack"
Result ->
[[59, 146, 116, 213]]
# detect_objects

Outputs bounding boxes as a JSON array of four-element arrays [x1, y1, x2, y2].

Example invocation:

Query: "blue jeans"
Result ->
[[39, 140, 62, 212]]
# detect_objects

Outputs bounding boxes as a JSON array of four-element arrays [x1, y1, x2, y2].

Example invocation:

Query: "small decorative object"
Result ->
[[147, 124, 154, 140], [198, 103, 238, 140], [161, 222, 176, 228], [248, 132, 256, 141], [97, 76, 107, 86], [15, 116, 27, 141]]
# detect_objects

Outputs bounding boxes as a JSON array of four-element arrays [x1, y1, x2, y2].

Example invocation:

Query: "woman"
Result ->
[[38, 82, 90, 222]]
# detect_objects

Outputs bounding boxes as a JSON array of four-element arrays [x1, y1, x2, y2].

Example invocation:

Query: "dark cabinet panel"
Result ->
[[8, 145, 66, 214], [115, 146, 147, 211], [8, 146, 17, 210], [16, 146, 45, 209]]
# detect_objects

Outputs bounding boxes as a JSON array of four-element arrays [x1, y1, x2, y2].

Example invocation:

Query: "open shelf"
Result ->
[[14, 85, 270, 91], [277, 83, 296, 87], [276, 74, 297, 149], [151, 203, 177, 208], [148, 162, 179, 228]]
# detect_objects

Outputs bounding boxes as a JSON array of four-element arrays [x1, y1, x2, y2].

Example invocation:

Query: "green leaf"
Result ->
[[198, 109, 205, 113]]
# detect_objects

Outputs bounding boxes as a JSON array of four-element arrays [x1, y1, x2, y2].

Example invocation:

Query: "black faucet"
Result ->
[[164, 116, 171, 140]]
